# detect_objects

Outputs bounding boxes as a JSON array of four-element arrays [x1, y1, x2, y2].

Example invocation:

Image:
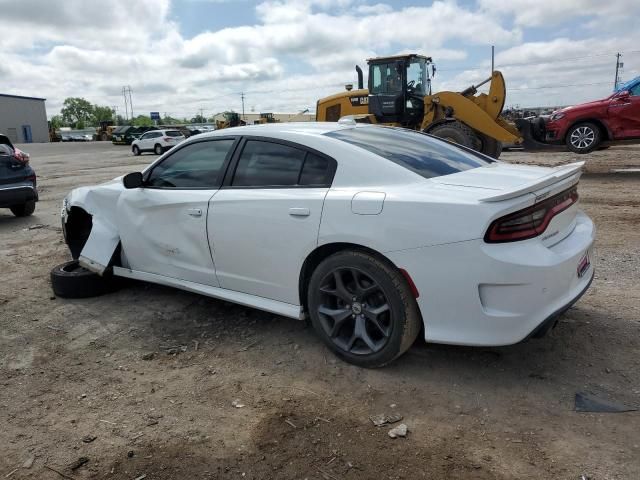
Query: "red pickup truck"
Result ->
[[526, 77, 640, 153]]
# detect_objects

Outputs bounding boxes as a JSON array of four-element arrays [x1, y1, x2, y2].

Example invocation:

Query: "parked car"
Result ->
[[111, 126, 134, 145], [131, 129, 185, 155], [54, 122, 594, 367], [0, 133, 37, 217], [524, 76, 640, 153]]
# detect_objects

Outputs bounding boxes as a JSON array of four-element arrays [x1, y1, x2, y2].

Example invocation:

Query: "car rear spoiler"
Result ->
[[480, 161, 585, 202]]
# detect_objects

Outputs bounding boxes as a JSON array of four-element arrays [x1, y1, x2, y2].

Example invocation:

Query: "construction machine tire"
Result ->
[[429, 121, 480, 151], [479, 134, 502, 159], [100, 132, 108, 141]]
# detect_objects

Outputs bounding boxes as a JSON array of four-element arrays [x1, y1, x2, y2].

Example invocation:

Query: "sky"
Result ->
[[0, 0, 639, 120]]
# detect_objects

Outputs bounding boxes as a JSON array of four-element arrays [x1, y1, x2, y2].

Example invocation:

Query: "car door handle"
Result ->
[[289, 207, 310, 217], [187, 208, 202, 217]]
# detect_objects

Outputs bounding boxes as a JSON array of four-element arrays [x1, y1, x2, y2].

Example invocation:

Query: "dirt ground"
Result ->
[[1, 142, 639, 480]]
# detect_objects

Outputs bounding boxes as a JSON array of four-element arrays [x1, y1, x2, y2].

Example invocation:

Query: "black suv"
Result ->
[[0, 134, 37, 217]]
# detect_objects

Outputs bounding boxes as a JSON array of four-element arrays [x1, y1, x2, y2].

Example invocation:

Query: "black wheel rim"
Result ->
[[317, 267, 393, 355]]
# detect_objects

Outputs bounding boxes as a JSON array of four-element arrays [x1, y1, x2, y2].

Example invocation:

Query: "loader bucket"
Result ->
[[515, 118, 566, 152]]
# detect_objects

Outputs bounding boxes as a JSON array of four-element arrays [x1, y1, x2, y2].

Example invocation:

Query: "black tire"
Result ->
[[429, 121, 481, 151], [100, 132, 108, 141], [50, 260, 119, 298], [10, 200, 36, 217], [479, 134, 502, 159], [566, 122, 601, 154], [132, 145, 141, 156], [307, 251, 421, 368], [154, 144, 163, 155]]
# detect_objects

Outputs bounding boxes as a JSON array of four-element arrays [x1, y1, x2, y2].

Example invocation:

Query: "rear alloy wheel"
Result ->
[[154, 144, 163, 155], [50, 260, 120, 298], [132, 145, 141, 156], [10, 200, 36, 217], [308, 251, 421, 368], [429, 121, 481, 151], [566, 122, 601, 154]]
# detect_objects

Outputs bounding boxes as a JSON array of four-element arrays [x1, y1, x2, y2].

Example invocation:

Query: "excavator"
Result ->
[[316, 54, 529, 159]]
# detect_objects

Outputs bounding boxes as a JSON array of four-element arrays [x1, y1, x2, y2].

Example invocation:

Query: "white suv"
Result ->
[[131, 130, 185, 156]]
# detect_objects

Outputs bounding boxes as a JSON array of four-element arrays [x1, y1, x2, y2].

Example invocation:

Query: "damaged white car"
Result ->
[[53, 122, 595, 367]]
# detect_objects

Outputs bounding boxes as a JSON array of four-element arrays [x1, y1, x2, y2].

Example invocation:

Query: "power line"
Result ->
[[438, 49, 640, 72], [506, 81, 611, 91]]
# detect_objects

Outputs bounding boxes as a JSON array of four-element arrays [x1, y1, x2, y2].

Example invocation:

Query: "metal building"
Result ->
[[0, 93, 49, 143]]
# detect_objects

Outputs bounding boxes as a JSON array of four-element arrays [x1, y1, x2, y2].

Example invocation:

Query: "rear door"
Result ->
[[116, 137, 238, 286], [208, 138, 336, 304]]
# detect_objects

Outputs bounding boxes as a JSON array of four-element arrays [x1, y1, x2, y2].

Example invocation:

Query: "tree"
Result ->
[[131, 115, 153, 127], [60, 97, 94, 128], [93, 105, 114, 124], [191, 114, 207, 124], [49, 115, 65, 129], [161, 115, 182, 125]]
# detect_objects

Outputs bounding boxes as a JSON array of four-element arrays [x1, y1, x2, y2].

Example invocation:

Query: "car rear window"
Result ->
[[165, 131, 183, 137], [325, 126, 491, 179]]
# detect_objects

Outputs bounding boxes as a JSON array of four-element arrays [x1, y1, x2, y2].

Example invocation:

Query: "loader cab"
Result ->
[[367, 54, 432, 127]]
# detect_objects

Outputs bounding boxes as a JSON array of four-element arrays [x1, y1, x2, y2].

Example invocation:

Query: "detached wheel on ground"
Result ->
[[307, 250, 421, 368], [429, 121, 480, 151], [566, 122, 601, 154], [132, 145, 141, 156], [154, 144, 163, 155], [10, 200, 36, 217], [51, 260, 120, 298]]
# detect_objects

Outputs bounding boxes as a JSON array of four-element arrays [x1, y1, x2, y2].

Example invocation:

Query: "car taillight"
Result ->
[[485, 187, 578, 243]]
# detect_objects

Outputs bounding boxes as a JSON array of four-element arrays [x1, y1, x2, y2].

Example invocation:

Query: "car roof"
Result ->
[[198, 122, 357, 140]]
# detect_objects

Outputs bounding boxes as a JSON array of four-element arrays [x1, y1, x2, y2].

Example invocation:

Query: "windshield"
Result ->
[[325, 126, 491, 179], [407, 58, 428, 95], [615, 76, 639, 92]]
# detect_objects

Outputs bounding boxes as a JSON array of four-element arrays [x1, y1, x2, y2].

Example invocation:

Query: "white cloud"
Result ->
[[0, 0, 637, 118]]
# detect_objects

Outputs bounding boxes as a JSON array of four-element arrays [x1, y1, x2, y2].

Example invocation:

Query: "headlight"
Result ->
[[549, 112, 565, 121]]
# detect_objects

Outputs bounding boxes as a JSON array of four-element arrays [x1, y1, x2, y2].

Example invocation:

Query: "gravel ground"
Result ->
[[1, 141, 639, 480]]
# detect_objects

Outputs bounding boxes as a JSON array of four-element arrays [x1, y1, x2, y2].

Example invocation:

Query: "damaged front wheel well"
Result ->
[[65, 207, 93, 260]]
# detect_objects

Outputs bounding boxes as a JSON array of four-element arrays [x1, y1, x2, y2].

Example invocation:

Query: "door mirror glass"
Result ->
[[123, 172, 144, 189], [614, 90, 630, 99]]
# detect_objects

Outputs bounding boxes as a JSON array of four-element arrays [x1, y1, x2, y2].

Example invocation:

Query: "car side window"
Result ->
[[231, 141, 306, 187], [146, 139, 234, 188], [139, 133, 149, 140], [299, 153, 331, 186], [629, 83, 640, 96]]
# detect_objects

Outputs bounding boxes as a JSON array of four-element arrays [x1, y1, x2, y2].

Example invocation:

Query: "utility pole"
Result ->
[[240, 92, 245, 121], [122, 86, 133, 121], [614, 53, 622, 90], [491, 45, 495, 73], [112, 106, 118, 126]]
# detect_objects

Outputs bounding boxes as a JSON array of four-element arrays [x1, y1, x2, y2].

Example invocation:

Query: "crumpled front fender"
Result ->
[[63, 177, 125, 275]]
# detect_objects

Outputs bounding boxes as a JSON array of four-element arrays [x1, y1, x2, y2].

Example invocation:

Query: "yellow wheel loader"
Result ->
[[316, 54, 525, 159]]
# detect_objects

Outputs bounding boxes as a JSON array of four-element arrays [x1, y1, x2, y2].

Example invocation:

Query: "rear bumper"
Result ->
[[0, 184, 38, 207], [387, 211, 596, 346]]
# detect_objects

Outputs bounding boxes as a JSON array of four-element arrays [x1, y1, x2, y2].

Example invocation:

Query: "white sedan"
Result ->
[[55, 122, 595, 367]]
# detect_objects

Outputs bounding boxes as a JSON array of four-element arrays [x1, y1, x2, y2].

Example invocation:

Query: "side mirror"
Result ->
[[615, 90, 630, 99], [123, 172, 144, 189]]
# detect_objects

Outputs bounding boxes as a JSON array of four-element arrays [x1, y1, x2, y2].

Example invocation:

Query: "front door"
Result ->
[[208, 138, 335, 305], [117, 138, 237, 286], [609, 83, 640, 138]]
